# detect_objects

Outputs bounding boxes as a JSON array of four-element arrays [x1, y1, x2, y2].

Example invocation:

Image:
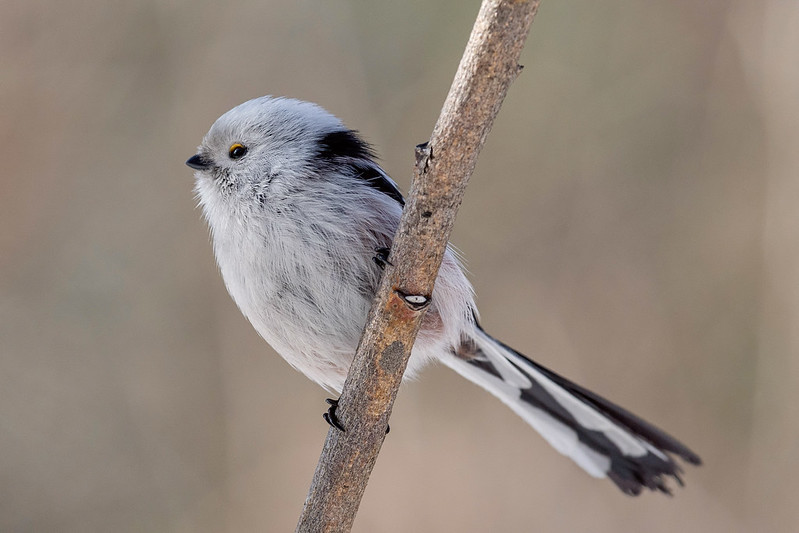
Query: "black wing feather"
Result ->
[[317, 130, 405, 206]]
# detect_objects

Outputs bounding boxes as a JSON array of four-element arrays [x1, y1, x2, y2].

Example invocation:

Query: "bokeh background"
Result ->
[[2, 0, 797, 531]]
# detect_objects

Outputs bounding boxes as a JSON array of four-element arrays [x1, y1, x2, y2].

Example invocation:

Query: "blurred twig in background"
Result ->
[[295, 1, 541, 531]]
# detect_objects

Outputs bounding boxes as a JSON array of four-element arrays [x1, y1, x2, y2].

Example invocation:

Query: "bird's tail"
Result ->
[[441, 326, 701, 495]]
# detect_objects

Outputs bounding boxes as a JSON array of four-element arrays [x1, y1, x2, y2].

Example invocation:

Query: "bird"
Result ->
[[187, 95, 701, 495]]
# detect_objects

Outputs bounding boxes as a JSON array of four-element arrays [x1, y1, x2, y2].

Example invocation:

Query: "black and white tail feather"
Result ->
[[444, 325, 702, 496]]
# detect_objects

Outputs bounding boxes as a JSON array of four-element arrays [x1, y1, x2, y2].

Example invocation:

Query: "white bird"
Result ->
[[188, 96, 701, 495]]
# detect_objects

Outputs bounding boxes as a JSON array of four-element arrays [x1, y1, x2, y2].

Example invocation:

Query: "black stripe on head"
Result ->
[[318, 129, 405, 206]]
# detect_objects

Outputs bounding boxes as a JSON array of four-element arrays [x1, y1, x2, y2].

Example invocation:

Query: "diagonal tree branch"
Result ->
[[296, 1, 542, 531]]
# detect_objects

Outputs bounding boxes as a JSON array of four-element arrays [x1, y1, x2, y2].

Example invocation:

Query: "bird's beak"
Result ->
[[186, 154, 212, 170]]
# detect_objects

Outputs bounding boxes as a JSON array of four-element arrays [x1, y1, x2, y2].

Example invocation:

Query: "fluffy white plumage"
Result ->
[[189, 96, 700, 495]]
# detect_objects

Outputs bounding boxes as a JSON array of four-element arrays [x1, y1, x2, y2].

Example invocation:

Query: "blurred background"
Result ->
[[1, 0, 797, 531]]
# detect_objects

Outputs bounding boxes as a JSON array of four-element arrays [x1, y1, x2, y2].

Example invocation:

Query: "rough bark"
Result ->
[[296, 1, 542, 531]]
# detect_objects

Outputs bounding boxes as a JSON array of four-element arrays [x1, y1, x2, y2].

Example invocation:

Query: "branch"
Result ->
[[296, 1, 541, 531]]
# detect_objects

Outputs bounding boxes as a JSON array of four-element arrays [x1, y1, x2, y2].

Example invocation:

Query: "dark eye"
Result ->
[[228, 143, 248, 159]]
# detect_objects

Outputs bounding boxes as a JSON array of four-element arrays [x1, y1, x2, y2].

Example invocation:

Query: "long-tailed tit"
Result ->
[[187, 96, 701, 495]]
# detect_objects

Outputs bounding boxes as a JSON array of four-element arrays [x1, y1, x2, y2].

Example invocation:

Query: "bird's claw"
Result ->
[[373, 247, 393, 270], [323, 398, 345, 432], [321, 398, 390, 434]]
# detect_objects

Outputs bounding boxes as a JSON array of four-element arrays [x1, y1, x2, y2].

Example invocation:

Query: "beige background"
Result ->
[[2, 1, 797, 531]]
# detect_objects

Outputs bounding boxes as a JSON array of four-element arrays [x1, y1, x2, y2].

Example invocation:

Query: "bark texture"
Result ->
[[296, 1, 542, 531]]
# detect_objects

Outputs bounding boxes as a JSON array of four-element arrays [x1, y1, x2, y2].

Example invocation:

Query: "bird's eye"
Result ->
[[228, 143, 248, 160]]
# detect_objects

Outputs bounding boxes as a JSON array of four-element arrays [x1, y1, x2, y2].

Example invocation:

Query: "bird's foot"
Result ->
[[372, 247, 393, 270], [323, 398, 345, 432], [322, 398, 390, 434]]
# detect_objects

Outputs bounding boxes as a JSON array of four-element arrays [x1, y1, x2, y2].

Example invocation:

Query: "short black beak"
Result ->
[[186, 154, 211, 170]]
